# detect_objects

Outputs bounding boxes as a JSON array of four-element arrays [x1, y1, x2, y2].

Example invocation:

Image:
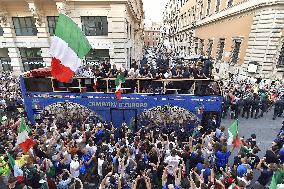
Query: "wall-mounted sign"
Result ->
[[0, 60, 11, 65], [23, 61, 45, 65], [247, 61, 258, 73], [90, 42, 112, 49]]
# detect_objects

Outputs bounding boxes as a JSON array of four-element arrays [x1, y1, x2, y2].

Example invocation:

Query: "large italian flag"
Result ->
[[227, 120, 241, 148], [16, 118, 34, 153], [50, 14, 92, 82]]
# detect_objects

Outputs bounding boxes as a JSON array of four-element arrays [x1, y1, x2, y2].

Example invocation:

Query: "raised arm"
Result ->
[[100, 172, 113, 189], [189, 171, 197, 189]]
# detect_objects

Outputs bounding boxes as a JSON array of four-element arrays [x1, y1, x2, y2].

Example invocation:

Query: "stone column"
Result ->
[[27, 0, 51, 67], [109, 4, 127, 68], [241, 6, 284, 79], [55, 0, 70, 15], [8, 47, 23, 74], [0, 4, 23, 74]]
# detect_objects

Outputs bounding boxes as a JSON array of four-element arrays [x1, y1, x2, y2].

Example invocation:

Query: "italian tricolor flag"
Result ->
[[50, 14, 92, 83], [115, 73, 125, 100], [227, 120, 241, 148], [16, 118, 34, 153], [7, 153, 24, 183]]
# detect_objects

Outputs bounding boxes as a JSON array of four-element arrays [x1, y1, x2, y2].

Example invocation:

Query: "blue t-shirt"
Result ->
[[95, 129, 105, 142], [82, 154, 92, 169], [216, 151, 231, 168], [237, 164, 247, 178], [196, 163, 211, 183]]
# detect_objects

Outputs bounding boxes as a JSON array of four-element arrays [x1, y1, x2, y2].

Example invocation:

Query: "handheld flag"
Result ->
[[227, 120, 241, 148], [18, 117, 31, 134], [16, 119, 35, 153], [269, 169, 284, 189], [7, 153, 15, 168], [50, 14, 92, 82], [7, 153, 24, 182], [115, 73, 125, 100]]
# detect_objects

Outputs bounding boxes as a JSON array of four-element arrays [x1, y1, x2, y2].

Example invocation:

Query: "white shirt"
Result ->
[[98, 158, 104, 176], [70, 160, 80, 178], [63, 152, 71, 165], [86, 144, 97, 155], [164, 155, 181, 175]]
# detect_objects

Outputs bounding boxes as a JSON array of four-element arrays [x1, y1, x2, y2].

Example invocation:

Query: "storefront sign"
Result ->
[[0, 60, 11, 65], [23, 61, 46, 66], [82, 60, 101, 66]]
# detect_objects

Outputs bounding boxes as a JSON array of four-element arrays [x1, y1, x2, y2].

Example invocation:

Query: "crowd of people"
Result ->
[[221, 76, 284, 120], [0, 53, 284, 189], [76, 49, 213, 80]]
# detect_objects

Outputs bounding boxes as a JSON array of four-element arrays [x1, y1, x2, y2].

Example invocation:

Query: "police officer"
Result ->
[[251, 93, 260, 119], [230, 93, 239, 119], [273, 95, 284, 120], [222, 91, 231, 118], [242, 93, 252, 119], [259, 91, 269, 118]]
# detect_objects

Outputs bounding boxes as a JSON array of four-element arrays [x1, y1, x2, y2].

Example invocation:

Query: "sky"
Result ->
[[143, 0, 168, 25]]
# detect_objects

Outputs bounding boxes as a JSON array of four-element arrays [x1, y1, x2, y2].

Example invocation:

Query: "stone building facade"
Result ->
[[0, 0, 144, 74], [162, 0, 284, 79], [144, 22, 161, 47]]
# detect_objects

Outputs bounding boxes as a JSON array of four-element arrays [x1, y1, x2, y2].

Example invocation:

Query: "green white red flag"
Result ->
[[16, 118, 34, 153], [227, 120, 241, 148], [115, 73, 125, 100], [7, 153, 24, 182], [50, 14, 92, 82]]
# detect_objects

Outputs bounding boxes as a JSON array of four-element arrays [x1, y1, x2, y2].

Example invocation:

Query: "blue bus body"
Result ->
[[20, 76, 223, 129]]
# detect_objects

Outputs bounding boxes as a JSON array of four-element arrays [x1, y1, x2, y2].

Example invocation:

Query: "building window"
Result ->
[[12, 17, 38, 36], [126, 21, 129, 39], [199, 39, 205, 55], [207, 39, 213, 57], [200, 3, 204, 19], [0, 27, 3, 36], [207, 0, 211, 15], [230, 39, 242, 64], [277, 41, 284, 67], [215, 0, 221, 12], [194, 39, 199, 54], [216, 38, 225, 61], [47, 16, 58, 36], [228, 0, 233, 7], [19, 48, 44, 71], [83, 49, 110, 68], [0, 48, 12, 71], [188, 11, 191, 24], [129, 25, 132, 39], [0, 57, 12, 71], [81, 16, 108, 36], [192, 7, 196, 20]]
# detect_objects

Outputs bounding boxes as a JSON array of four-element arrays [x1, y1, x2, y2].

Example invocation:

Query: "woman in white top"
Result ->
[[70, 154, 80, 178]]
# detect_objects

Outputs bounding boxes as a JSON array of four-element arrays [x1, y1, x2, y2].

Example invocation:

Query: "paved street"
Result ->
[[222, 109, 283, 158]]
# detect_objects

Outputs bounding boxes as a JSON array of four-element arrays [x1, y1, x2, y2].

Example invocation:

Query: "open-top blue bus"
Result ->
[[20, 75, 223, 130]]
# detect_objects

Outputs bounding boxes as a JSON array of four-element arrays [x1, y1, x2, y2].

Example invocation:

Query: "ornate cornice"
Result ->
[[54, 0, 71, 15], [0, 2, 8, 26], [26, 1, 44, 26]]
